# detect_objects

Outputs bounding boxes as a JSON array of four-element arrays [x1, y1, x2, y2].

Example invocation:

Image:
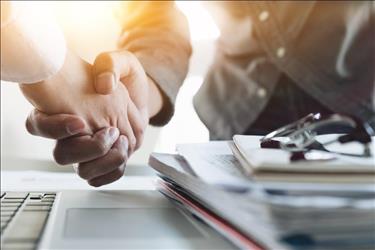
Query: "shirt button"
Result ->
[[258, 11, 269, 22], [257, 88, 267, 98], [277, 47, 286, 58]]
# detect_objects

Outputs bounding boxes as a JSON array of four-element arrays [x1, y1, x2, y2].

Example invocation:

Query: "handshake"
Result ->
[[20, 50, 162, 187]]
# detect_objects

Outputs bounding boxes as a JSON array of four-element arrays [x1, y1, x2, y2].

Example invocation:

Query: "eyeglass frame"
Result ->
[[259, 113, 374, 158]]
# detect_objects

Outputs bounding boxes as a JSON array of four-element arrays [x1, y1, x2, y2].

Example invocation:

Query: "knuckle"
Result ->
[[88, 180, 101, 188], [127, 52, 143, 72], [119, 135, 129, 149], [129, 136, 137, 149], [135, 139, 143, 151], [134, 129, 144, 150], [113, 151, 127, 166], [113, 169, 124, 181], [118, 166, 126, 175], [134, 125, 145, 138], [120, 51, 138, 70]]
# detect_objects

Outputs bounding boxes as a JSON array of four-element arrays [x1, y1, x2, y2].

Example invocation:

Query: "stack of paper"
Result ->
[[148, 136, 375, 250], [267, 195, 375, 249], [149, 153, 285, 250]]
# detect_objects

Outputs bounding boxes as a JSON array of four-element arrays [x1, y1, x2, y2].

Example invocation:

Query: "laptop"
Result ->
[[1, 190, 236, 250]]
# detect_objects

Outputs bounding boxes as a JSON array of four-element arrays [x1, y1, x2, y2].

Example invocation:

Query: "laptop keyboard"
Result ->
[[1, 192, 56, 250]]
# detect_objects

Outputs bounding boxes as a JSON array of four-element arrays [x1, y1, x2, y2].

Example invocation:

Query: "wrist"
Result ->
[[19, 51, 89, 114], [19, 78, 56, 112]]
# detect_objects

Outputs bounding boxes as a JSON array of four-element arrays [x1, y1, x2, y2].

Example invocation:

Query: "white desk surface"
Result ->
[[1, 165, 157, 192]]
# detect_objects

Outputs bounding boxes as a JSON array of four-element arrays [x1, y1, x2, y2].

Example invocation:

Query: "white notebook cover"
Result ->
[[232, 135, 375, 174]]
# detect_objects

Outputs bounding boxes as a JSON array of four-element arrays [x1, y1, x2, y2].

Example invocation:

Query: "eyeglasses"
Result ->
[[260, 113, 374, 161]]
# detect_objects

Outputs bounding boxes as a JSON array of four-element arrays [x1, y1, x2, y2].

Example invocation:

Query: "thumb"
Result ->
[[93, 51, 148, 112], [93, 52, 120, 95]]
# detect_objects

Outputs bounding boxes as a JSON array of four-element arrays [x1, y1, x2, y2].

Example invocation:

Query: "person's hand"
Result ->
[[22, 50, 163, 187], [21, 50, 157, 187], [19, 50, 148, 154], [92, 50, 154, 148], [25, 110, 129, 187], [19, 50, 146, 187]]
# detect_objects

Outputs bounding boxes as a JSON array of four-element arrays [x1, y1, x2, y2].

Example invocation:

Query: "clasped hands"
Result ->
[[20, 50, 157, 187]]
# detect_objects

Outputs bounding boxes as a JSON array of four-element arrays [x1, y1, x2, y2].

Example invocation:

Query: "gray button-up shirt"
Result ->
[[118, 1, 375, 139]]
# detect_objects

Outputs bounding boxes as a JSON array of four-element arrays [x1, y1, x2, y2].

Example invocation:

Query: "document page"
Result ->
[[176, 141, 251, 190]]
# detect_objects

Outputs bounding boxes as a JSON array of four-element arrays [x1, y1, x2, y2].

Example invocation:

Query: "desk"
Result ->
[[1, 165, 157, 192]]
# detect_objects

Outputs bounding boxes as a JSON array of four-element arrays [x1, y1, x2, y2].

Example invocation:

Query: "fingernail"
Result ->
[[108, 127, 119, 140], [96, 72, 115, 94], [67, 121, 85, 135]]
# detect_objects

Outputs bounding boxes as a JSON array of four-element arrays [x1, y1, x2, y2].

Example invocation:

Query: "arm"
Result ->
[[1, 1, 66, 83]]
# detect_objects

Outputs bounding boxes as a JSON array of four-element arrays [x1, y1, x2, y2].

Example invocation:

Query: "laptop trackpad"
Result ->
[[64, 208, 204, 239]]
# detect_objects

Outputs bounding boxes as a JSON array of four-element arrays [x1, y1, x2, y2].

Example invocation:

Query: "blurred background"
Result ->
[[1, 1, 220, 170]]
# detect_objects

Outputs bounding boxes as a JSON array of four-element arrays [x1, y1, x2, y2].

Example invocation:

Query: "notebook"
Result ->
[[230, 135, 375, 183]]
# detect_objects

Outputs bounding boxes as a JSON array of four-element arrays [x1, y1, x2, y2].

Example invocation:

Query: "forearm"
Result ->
[[1, 1, 66, 84], [118, 1, 191, 125]]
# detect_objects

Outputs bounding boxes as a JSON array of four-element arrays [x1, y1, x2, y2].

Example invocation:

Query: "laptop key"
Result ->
[[3, 211, 49, 242], [43, 194, 56, 198], [3, 192, 28, 199], [23, 206, 51, 212], [25, 201, 53, 206], [1, 207, 19, 212], [2, 199, 24, 203], [1, 242, 36, 250], [44, 193, 56, 195], [41, 198, 55, 202], [1, 203, 21, 207], [28, 193, 44, 200], [1, 211, 16, 217]]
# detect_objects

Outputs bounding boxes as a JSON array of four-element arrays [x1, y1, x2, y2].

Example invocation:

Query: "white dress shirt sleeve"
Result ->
[[1, 1, 66, 84]]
